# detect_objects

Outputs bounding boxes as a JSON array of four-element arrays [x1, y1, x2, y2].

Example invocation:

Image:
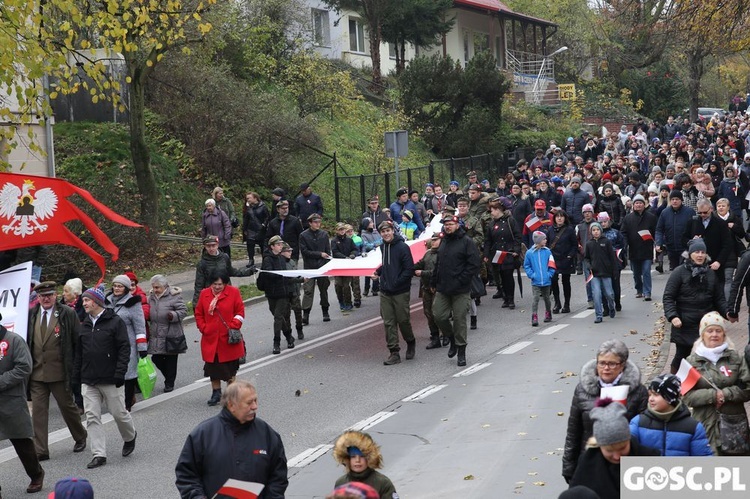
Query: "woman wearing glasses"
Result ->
[[562, 339, 648, 483]]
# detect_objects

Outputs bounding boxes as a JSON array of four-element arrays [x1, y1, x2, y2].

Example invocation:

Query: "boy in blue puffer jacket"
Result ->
[[629, 374, 713, 456], [523, 230, 556, 326]]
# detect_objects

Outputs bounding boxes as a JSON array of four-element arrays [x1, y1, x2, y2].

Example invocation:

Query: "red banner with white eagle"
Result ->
[[0, 173, 142, 279]]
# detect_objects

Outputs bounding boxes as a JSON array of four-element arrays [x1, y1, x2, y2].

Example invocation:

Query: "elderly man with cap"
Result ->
[[568, 398, 658, 497], [372, 220, 415, 365], [0, 312, 46, 494], [432, 214, 481, 367], [522, 199, 554, 249], [389, 188, 424, 237], [27, 281, 88, 461], [72, 287, 137, 469], [294, 182, 323, 229], [655, 190, 696, 271], [621, 194, 657, 300], [193, 235, 256, 305], [300, 213, 332, 324], [201, 198, 232, 258]]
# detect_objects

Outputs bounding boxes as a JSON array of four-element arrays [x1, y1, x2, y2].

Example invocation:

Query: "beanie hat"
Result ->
[[688, 238, 706, 255], [571, 176, 582, 184], [669, 190, 683, 200], [49, 476, 94, 499], [582, 203, 594, 213], [402, 210, 413, 220], [589, 222, 603, 233], [532, 231, 547, 245], [596, 212, 610, 222], [591, 398, 630, 446], [82, 287, 105, 308], [699, 311, 726, 337], [632, 194, 647, 204], [648, 374, 682, 406], [124, 271, 138, 284], [646, 185, 658, 194], [112, 274, 131, 289]]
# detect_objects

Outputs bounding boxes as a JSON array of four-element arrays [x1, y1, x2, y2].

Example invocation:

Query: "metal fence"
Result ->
[[333, 153, 516, 224]]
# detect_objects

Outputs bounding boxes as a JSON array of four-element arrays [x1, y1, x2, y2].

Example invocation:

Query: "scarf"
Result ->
[[647, 400, 681, 422], [208, 289, 221, 316], [695, 341, 728, 365], [685, 259, 709, 278]]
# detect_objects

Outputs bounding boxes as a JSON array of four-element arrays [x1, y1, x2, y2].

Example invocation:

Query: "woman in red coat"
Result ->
[[194, 272, 245, 406]]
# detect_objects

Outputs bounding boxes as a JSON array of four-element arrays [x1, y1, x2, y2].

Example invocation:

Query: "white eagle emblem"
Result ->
[[0, 179, 58, 237]]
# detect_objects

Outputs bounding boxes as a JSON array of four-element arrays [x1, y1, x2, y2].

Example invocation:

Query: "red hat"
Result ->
[[534, 199, 546, 209], [602, 172, 612, 181], [125, 271, 138, 284]]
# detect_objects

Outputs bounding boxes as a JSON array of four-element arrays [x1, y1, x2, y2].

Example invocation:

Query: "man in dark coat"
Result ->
[[0, 317, 45, 494], [73, 287, 137, 469], [261, 237, 296, 355], [373, 220, 415, 366], [432, 215, 481, 367], [193, 236, 255, 305], [655, 190, 695, 271], [560, 177, 590, 225], [620, 195, 657, 300], [176, 380, 288, 499], [299, 213, 332, 324], [294, 183, 323, 229], [264, 200, 304, 264], [683, 198, 731, 295], [27, 281, 87, 461]]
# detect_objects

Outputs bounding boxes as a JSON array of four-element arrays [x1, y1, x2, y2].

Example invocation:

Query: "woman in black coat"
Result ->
[[548, 209, 578, 313], [662, 239, 727, 373], [484, 197, 522, 309], [242, 191, 269, 267], [595, 183, 625, 229]]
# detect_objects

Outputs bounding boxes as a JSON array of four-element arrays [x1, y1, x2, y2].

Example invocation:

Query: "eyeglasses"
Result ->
[[597, 361, 622, 369], [697, 211, 710, 215]]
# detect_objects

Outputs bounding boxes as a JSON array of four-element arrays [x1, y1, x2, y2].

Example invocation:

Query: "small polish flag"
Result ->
[[615, 248, 623, 262], [585, 271, 594, 284], [600, 385, 629, 405], [676, 358, 702, 394], [638, 230, 653, 241], [213, 479, 264, 499], [548, 254, 556, 269], [525, 216, 543, 231], [492, 250, 509, 264]]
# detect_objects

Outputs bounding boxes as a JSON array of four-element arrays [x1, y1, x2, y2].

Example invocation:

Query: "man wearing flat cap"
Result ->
[[294, 182, 323, 230], [27, 281, 88, 461], [300, 212, 332, 324], [463, 171, 479, 194], [193, 235, 256, 305], [265, 200, 304, 264]]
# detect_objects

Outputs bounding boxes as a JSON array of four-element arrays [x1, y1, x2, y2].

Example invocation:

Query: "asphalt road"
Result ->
[[0, 270, 671, 498]]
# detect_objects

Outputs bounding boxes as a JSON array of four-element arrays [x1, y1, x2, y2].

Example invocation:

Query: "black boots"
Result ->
[[384, 352, 401, 365], [207, 389, 221, 406], [296, 325, 304, 340], [322, 307, 330, 322], [405, 341, 416, 360], [457, 346, 467, 367], [470, 316, 477, 330], [492, 290, 504, 299], [553, 299, 561, 314], [302, 308, 310, 325], [272, 341, 281, 355], [447, 337, 457, 358], [426, 336, 442, 349], [285, 332, 295, 349], [561, 300, 570, 313]]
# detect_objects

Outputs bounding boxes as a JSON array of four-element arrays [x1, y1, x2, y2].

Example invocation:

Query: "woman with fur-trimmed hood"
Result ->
[[333, 431, 399, 499]]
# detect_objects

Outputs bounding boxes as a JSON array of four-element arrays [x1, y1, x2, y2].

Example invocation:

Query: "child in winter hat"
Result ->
[[333, 431, 397, 499], [524, 230, 555, 327]]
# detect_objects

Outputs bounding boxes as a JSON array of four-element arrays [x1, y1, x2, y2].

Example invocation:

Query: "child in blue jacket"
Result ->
[[629, 374, 713, 456], [523, 230, 556, 326]]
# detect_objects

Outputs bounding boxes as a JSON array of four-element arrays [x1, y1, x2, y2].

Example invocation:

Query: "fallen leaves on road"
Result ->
[[482, 424, 491, 428], [533, 481, 546, 486], [464, 475, 475, 480], [557, 412, 565, 416]]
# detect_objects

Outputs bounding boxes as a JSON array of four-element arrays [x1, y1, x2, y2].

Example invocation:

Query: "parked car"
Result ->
[[682, 107, 728, 120]]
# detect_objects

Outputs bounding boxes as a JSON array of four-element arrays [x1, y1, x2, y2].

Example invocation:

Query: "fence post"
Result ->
[[384, 172, 391, 205], [359, 175, 366, 214], [406, 168, 413, 191], [428, 161, 435, 185], [334, 152, 341, 222], [450, 158, 455, 182]]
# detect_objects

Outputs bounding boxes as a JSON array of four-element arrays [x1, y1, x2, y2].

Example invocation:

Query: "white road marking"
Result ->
[[537, 324, 569, 336], [348, 411, 397, 431], [287, 444, 334, 468], [452, 363, 492, 377], [402, 385, 447, 402], [498, 341, 534, 355], [572, 309, 595, 318]]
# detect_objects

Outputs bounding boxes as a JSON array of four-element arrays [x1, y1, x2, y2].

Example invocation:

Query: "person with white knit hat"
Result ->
[[683, 311, 750, 455]]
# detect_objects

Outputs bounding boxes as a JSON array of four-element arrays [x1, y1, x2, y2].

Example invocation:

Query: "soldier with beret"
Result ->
[[27, 281, 88, 461]]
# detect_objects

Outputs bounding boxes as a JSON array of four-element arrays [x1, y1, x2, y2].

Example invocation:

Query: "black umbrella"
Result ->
[[516, 268, 524, 298]]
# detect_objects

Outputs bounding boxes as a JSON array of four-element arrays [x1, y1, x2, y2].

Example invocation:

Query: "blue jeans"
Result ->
[[630, 259, 652, 297], [590, 276, 615, 319], [581, 260, 593, 302]]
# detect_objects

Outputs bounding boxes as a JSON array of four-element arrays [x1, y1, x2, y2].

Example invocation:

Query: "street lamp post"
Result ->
[[531, 46, 568, 104]]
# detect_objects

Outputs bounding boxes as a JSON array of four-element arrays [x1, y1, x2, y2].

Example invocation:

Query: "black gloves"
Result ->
[[139, 351, 148, 359], [115, 377, 124, 388]]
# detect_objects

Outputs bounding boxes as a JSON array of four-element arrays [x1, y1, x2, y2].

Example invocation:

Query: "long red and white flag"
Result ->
[[212, 479, 264, 499], [676, 358, 702, 394], [492, 250, 510, 264], [547, 254, 556, 269], [638, 230, 653, 241], [525, 215, 542, 231], [0, 173, 142, 280]]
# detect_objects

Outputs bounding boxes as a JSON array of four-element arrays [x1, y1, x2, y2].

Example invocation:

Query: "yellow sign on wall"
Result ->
[[559, 84, 576, 101]]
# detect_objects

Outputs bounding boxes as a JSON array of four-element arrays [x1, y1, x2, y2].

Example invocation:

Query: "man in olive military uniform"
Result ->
[[27, 281, 88, 461]]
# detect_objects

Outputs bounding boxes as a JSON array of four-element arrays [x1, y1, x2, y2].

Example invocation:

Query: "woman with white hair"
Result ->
[[201, 198, 232, 256], [147, 274, 188, 393], [61, 277, 86, 323]]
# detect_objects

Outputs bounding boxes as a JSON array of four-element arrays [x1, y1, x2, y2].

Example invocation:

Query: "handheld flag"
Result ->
[[638, 230, 653, 241], [675, 358, 702, 394], [548, 254, 556, 269], [0, 173, 142, 280], [615, 248, 623, 262], [525, 215, 543, 231], [212, 479, 264, 499], [492, 250, 509, 264]]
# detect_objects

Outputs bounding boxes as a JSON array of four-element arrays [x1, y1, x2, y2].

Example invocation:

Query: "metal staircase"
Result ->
[[506, 50, 558, 105]]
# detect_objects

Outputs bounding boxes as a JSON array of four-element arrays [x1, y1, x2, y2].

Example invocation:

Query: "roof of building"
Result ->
[[453, 0, 556, 27]]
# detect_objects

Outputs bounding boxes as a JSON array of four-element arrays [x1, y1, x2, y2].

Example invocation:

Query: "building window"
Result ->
[[474, 33, 490, 55], [312, 9, 330, 47], [388, 42, 397, 60], [463, 29, 470, 66], [349, 18, 367, 53]]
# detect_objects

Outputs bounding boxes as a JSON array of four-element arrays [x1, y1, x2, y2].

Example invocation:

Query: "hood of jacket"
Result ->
[[333, 431, 383, 470], [579, 358, 643, 397]]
